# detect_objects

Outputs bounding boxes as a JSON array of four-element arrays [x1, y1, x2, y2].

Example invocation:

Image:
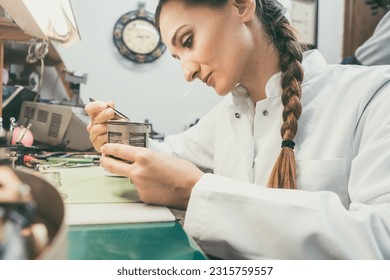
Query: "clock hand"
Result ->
[[89, 97, 130, 121]]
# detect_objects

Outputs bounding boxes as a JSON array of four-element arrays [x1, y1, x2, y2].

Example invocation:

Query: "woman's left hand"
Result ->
[[100, 143, 204, 210]]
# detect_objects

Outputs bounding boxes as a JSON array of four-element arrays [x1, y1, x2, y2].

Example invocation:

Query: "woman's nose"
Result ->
[[182, 61, 200, 82]]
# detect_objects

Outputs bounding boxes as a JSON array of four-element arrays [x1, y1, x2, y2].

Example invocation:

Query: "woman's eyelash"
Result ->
[[182, 34, 193, 48]]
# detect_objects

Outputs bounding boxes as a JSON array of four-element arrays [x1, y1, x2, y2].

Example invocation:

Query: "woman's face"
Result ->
[[159, 0, 257, 96]]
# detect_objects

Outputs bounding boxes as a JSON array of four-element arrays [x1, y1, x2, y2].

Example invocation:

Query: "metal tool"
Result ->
[[89, 97, 130, 121], [8, 117, 17, 145], [16, 123, 32, 143]]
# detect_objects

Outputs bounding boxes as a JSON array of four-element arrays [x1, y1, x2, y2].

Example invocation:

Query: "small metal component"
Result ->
[[107, 120, 151, 148], [9, 151, 18, 169]]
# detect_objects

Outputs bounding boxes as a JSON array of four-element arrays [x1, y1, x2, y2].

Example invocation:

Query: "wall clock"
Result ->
[[113, 2, 166, 64]]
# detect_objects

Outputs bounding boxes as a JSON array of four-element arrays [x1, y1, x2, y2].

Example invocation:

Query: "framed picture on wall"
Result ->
[[282, 0, 318, 48]]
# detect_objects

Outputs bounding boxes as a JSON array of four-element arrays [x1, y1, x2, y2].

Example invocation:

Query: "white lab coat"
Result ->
[[149, 50, 390, 259]]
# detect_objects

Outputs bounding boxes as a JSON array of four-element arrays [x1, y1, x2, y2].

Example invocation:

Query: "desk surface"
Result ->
[[49, 165, 207, 260], [68, 222, 207, 260]]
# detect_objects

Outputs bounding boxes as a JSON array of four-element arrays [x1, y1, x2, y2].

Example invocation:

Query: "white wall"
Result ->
[[317, 0, 345, 63], [49, 0, 345, 136]]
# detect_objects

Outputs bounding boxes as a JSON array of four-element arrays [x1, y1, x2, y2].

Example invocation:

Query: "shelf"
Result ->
[[0, 18, 63, 66], [3, 41, 63, 66], [0, 17, 31, 41], [1, 17, 70, 116]]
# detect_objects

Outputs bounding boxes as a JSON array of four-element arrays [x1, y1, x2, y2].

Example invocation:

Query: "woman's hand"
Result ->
[[85, 100, 116, 152], [100, 143, 204, 210]]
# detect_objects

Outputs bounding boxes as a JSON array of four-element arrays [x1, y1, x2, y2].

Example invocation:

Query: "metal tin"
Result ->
[[107, 120, 151, 147]]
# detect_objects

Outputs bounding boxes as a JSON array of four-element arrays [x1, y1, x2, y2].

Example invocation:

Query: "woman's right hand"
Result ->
[[85, 100, 116, 152]]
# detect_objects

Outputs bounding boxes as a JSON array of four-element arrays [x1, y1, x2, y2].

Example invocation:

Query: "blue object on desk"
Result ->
[[68, 222, 207, 260]]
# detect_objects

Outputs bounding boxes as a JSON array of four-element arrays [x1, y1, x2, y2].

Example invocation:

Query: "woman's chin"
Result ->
[[213, 86, 231, 97]]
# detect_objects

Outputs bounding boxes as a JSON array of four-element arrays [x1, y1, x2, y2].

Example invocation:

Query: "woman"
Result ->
[[85, 0, 390, 259]]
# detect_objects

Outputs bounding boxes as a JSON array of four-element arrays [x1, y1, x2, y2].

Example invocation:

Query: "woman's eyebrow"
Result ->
[[171, 24, 189, 47]]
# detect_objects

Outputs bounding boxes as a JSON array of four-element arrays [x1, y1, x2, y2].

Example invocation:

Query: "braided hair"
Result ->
[[155, 0, 304, 189]]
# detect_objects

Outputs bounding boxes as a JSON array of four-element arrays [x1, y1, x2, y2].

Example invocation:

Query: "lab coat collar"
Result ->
[[231, 84, 249, 106], [301, 49, 328, 84], [231, 49, 328, 106]]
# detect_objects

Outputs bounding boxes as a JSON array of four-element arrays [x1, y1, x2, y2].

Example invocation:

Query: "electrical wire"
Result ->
[[25, 38, 48, 96]]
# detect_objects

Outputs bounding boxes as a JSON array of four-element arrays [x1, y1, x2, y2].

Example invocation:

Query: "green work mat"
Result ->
[[68, 222, 207, 260]]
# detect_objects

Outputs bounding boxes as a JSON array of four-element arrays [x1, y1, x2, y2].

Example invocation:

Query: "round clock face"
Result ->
[[122, 19, 160, 54], [113, 9, 166, 64]]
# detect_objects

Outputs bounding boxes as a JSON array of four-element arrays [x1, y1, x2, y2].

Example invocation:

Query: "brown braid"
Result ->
[[155, 0, 304, 189], [257, 0, 304, 189]]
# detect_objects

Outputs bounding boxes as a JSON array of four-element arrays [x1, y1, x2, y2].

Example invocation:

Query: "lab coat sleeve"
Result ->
[[355, 11, 390, 65], [184, 82, 390, 260]]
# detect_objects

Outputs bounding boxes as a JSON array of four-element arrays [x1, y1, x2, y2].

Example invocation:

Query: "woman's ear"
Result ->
[[232, 0, 256, 22]]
